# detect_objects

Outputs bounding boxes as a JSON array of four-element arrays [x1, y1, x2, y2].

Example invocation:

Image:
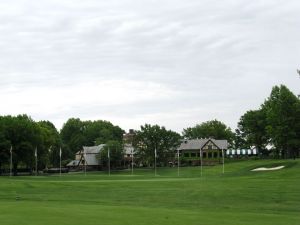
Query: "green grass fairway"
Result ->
[[0, 160, 299, 225]]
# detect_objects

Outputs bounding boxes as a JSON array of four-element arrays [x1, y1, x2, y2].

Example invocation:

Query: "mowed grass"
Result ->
[[0, 160, 299, 225]]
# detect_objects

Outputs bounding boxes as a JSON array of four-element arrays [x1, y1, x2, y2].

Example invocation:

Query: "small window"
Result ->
[[184, 153, 190, 158], [191, 153, 196, 157], [214, 152, 218, 158], [203, 152, 207, 158]]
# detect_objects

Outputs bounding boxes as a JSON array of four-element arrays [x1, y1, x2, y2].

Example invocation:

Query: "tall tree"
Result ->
[[134, 124, 181, 166], [37, 121, 61, 167], [1, 115, 42, 175], [60, 118, 124, 161], [0, 117, 11, 175], [60, 118, 86, 159], [183, 120, 235, 144], [84, 120, 124, 145], [262, 85, 300, 158], [237, 109, 268, 155], [98, 140, 123, 169]]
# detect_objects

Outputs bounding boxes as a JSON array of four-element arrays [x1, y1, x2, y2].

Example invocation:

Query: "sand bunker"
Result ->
[[251, 166, 285, 171]]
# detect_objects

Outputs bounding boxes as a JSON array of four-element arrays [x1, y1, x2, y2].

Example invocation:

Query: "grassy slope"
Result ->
[[0, 160, 299, 225]]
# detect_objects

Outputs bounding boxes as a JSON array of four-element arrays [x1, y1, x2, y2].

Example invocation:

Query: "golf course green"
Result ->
[[0, 159, 299, 225]]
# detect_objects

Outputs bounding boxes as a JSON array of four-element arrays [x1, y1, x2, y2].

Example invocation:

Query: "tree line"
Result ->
[[0, 84, 299, 174], [237, 85, 300, 158]]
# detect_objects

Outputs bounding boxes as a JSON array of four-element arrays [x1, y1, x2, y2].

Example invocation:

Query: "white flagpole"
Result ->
[[84, 149, 87, 176], [35, 147, 38, 176], [59, 147, 62, 177], [222, 148, 225, 174], [177, 149, 180, 177], [154, 147, 157, 176], [48, 146, 52, 170], [131, 147, 133, 175], [200, 149, 203, 177], [108, 147, 110, 176], [10, 145, 12, 177]]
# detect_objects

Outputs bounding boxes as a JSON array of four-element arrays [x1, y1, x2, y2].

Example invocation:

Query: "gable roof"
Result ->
[[83, 144, 106, 154], [178, 138, 228, 150], [80, 144, 106, 166], [212, 139, 228, 150]]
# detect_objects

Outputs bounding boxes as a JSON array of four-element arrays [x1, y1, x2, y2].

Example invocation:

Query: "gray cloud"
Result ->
[[0, 0, 299, 132]]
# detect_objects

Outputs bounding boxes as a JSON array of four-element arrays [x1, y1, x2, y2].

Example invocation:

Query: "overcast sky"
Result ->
[[0, 0, 299, 133]]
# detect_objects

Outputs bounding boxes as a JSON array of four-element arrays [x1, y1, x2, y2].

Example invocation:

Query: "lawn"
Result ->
[[0, 159, 299, 225]]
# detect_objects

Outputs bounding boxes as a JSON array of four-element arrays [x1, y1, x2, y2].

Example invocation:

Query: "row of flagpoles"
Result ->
[[9, 146, 62, 177], [115, 147, 225, 177], [155, 148, 225, 177], [9, 145, 225, 177]]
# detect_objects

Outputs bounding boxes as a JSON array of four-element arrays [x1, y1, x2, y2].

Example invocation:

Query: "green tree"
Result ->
[[0, 115, 65, 175], [0, 118, 11, 175], [84, 120, 124, 145], [60, 118, 124, 162], [37, 121, 61, 167], [262, 85, 300, 158], [134, 124, 181, 166], [1, 115, 42, 175], [99, 140, 123, 169], [237, 109, 269, 155], [183, 120, 235, 145], [60, 118, 86, 159], [60, 118, 124, 159]]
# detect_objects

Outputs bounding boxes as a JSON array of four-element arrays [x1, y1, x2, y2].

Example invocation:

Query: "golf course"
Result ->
[[0, 159, 299, 225]]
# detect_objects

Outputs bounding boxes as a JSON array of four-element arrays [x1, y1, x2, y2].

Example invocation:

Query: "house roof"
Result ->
[[178, 138, 228, 150], [83, 144, 106, 154], [81, 144, 106, 166], [71, 145, 106, 167]]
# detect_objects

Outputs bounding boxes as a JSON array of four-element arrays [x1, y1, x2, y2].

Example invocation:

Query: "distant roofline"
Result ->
[[178, 138, 228, 150]]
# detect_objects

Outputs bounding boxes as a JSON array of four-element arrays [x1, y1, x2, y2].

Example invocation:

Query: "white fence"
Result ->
[[226, 149, 257, 156]]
